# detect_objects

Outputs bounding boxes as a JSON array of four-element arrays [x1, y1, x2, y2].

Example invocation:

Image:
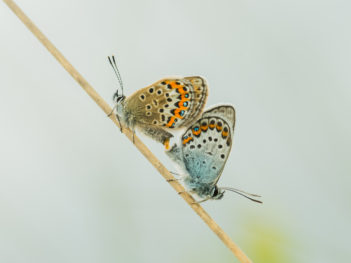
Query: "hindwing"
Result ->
[[124, 76, 208, 128], [181, 105, 235, 185]]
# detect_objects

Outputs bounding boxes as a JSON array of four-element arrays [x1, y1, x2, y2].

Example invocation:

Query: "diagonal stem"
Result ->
[[3, 0, 253, 262]]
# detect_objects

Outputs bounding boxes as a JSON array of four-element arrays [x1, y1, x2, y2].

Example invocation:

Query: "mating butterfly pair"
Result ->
[[109, 56, 261, 203]]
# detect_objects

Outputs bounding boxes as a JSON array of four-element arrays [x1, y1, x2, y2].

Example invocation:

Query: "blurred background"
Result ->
[[1, 0, 350, 262]]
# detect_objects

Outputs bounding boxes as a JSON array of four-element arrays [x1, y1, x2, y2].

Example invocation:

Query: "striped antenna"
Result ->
[[108, 55, 124, 96]]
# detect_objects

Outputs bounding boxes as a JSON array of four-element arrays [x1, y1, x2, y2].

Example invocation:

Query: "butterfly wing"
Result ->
[[124, 76, 208, 128], [202, 104, 235, 132], [181, 105, 235, 185]]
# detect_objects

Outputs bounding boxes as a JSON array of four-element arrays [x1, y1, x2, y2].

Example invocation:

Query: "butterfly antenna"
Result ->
[[108, 55, 124, 96], [220, 187, 263, 204]]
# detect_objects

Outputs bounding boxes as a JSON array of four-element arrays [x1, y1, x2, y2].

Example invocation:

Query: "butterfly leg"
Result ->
[[167, 178, 180, 182], [108, 108, 123, 133], [170, 171, 181, 176], [107, 105, 117, 117], [177, 191, 201, 204], [116, 114, 123, 133], [192, 197, 211, 204], [167, 171, 183, 181]]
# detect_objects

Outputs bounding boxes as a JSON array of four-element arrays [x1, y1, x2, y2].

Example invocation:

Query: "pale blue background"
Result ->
[[1, 0, 350, 262]]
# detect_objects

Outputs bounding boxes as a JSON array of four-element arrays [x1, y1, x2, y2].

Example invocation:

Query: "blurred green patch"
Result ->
[[240, 216, 296, 263]]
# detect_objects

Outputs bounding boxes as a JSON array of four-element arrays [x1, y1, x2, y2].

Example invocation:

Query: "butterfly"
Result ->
[[108, 56, 208, 149], [166, 105, 262, 203]]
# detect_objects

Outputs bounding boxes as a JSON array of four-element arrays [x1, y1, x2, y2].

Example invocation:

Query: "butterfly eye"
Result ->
[[115, 95, 126, 103], [211, 187, 224, 200], [213, 187, 219, 197], [113, 90, 119, 102]]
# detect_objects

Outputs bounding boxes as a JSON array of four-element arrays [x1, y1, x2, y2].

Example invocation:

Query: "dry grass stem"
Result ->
[[3, 0, 253, 262]]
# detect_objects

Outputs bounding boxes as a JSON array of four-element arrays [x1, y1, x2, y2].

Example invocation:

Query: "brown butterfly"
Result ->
[[109, 56, 208, 149]]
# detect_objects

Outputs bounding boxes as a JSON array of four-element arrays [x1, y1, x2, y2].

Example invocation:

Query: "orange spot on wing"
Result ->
[[172, 94, 190, 119], [174, 109, 185, 119], [180, 94, 189, 100], [222, 131, 229, 137], [209, 124, 215, 129], [176, 101, 185, 108], [201, 124, 208, 131], [176, 86, 187, 94], [169, 81, 178, 88], [182, 136, 193, 145], [192, 128, 201, 136], [216, 125, 223, 131], [166, 116, 176, 127], [163, 138, 170, 149]]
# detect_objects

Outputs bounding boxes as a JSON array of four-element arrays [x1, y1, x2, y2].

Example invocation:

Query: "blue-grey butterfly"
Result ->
[[108, 56, 208, 149], [166, 105, 262, 203]]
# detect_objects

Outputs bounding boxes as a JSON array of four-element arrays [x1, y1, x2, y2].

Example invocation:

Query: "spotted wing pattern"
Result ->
[[202, 104, 235, 132], [124, 76, 208, 128], [181, 105, 235, 185]]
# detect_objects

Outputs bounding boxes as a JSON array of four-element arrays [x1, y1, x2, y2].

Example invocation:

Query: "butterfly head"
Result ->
[[113, 89, 126, 104], [210, 185, 225, 200]]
